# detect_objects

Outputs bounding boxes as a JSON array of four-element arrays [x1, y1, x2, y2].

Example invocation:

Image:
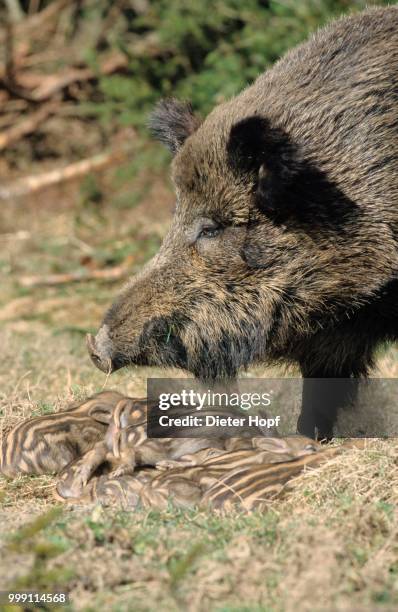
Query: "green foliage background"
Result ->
[[78, 0, 394, 128], [3, 0, 396, 159]]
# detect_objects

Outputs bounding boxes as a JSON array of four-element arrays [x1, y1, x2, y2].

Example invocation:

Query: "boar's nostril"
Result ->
[[86, 332, 113, 374]]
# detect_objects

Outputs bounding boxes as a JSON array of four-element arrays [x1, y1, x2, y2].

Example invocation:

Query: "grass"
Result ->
[[1, 171, 398, 611], [1, 446, 397, 611]]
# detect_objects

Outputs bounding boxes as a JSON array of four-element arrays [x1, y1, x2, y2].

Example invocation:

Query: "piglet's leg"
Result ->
[[109, 447, 136, 478], [56, 440, 109, 500]]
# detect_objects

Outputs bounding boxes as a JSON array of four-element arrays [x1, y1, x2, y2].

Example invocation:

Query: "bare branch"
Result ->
[[4, 0, 24, 23], [0, 147, 131, 199], [18, 266, 129, 288], [0, 102, 56, 152]]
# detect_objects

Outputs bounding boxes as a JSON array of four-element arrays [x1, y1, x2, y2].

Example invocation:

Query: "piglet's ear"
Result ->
[[88, 405, 112, 424], [227, 116, 302, 216], [148, 98, 202, 155]]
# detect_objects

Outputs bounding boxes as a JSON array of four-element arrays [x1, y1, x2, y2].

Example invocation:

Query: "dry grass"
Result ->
[[1, 172, 398, 611], [1, 438, 397, 611]]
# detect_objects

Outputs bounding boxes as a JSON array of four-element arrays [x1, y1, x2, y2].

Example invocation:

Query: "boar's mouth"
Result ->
[[87, 315, 188, 374], [86, 333, 131, 374], [87, 311, 253, 381], [136, 315, 188, 369]]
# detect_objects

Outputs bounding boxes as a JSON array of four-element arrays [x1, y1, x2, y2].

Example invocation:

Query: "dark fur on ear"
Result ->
[[227, 116, 303, 215], [148, 98, 201, 154], [229, 116, 359, 230]]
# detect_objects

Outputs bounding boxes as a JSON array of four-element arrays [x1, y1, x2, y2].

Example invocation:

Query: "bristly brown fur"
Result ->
[[148, 98, 202, 154], [89, 7, 398, 438]]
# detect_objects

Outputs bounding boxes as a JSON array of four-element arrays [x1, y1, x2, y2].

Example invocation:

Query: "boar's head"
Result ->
[[87, 97, 385, 380]]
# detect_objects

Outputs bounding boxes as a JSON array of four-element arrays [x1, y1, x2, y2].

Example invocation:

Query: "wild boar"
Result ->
[[87, 6, 398, 439]]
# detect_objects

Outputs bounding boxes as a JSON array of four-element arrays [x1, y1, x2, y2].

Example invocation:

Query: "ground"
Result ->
[[0, 164, 397, 611]]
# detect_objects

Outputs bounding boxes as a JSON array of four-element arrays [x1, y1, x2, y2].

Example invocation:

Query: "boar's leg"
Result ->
[[298, 372, 358, 441]]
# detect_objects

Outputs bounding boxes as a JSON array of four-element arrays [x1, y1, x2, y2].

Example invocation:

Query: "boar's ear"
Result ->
[[148, 98, 202, 155], [227, 116, 302, 216]]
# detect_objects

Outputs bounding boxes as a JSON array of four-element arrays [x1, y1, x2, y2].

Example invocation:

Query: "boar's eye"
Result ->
[[198, 225, 222, 239]]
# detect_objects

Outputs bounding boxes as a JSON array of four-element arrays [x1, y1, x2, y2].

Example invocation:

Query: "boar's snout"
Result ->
[[86, 326, 124, 374]]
